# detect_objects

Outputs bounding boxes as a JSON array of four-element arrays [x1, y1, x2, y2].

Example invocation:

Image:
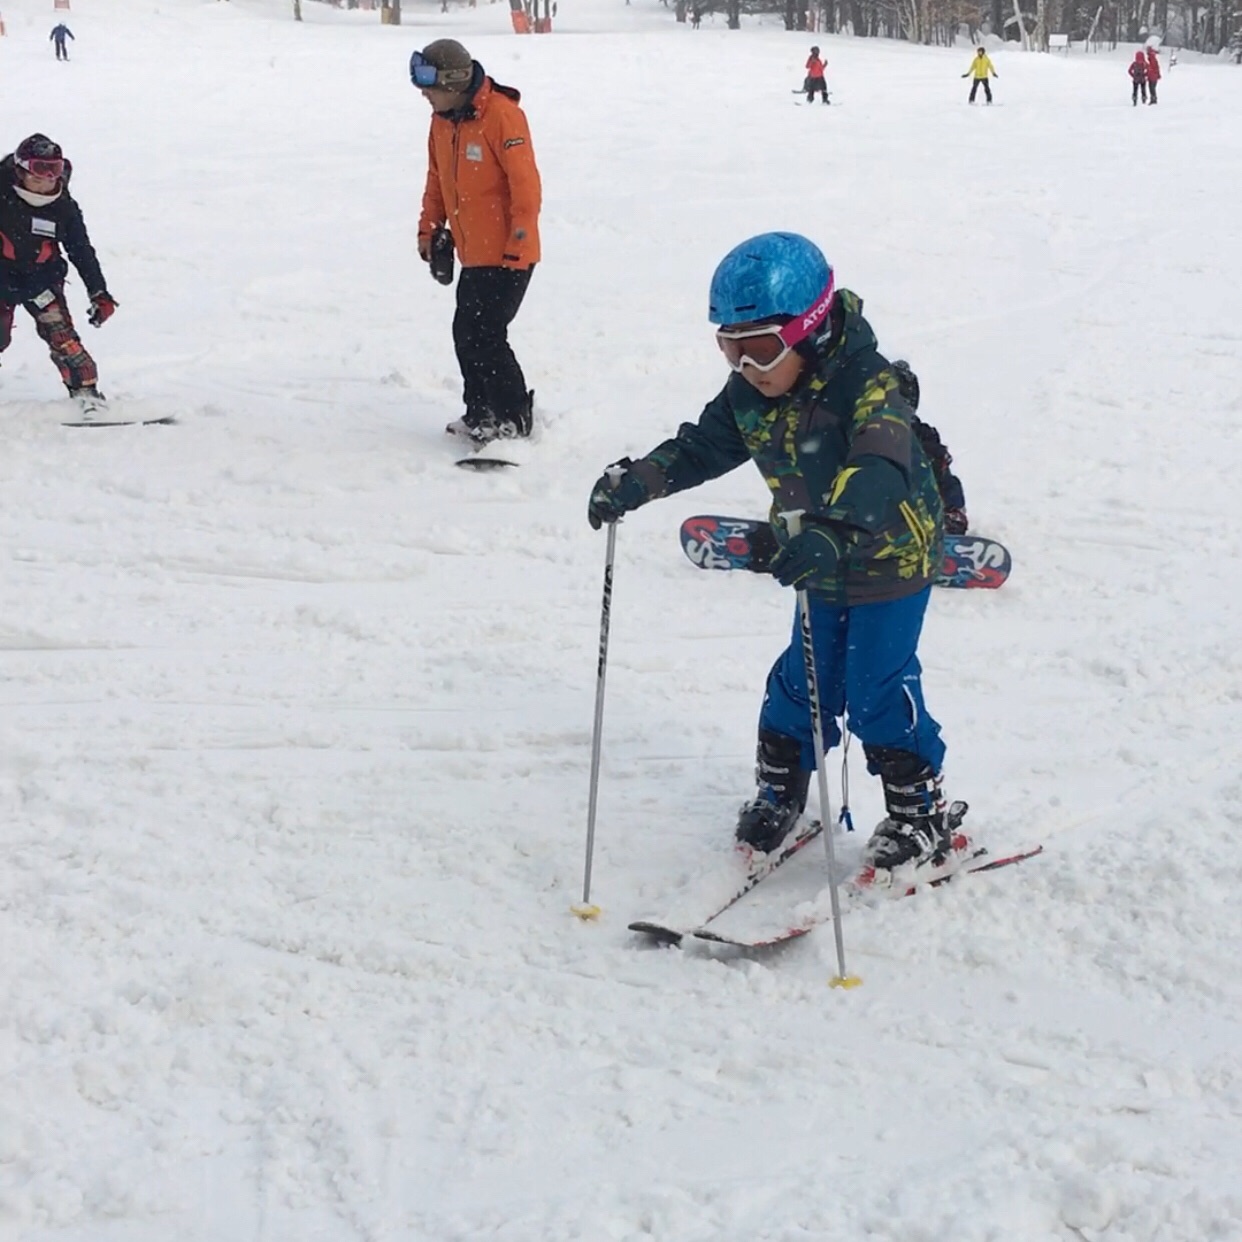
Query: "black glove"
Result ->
[[88, 291, 117, 327], [769, 523, 846, 588], [944, 507, 969, 536], [587, 458, 650, 530], [429, 227, 455, 286]]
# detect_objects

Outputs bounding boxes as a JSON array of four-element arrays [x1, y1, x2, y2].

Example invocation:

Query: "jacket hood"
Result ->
[[433, 64, 522, 118], [810, 289, 875, 368]]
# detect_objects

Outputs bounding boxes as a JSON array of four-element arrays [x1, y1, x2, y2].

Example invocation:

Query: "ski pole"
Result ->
[[781, 510, 861, 989], [572, 518, 618, 920]]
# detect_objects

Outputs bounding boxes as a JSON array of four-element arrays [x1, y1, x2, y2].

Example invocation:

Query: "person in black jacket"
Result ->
[[50, 24, 75, 60], [0, 134, 117, 405]]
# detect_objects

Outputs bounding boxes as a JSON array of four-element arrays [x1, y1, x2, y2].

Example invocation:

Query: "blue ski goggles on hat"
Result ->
[[409, 51, 441, 87], [410, 50, 472, 89]]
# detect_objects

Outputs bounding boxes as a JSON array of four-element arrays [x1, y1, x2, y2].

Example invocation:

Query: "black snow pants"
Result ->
[[453, 265, 534, 433]]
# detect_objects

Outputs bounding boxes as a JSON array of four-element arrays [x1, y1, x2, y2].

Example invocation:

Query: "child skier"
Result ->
[[0, 135, 117, 407], [804, 46, 829, 104], [963, 47, 997, 104], [587, 233, 953, 880], [1129, 51, 1148, 105]]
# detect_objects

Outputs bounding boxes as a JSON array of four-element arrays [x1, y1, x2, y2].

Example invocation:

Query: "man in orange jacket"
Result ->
[[413, 39, 543, 446]]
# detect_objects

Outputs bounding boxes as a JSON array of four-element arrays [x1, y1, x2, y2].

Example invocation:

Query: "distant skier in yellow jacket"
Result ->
[[962, 48, 998, 104]]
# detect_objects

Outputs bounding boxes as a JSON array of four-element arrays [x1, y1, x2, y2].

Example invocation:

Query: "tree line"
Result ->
[[672, 0, 1239, 53]]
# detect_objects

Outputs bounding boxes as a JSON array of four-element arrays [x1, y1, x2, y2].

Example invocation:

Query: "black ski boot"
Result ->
[[735, 729, 810, 854], [515, 389, 534, 438], [863, 746, 951, 872]]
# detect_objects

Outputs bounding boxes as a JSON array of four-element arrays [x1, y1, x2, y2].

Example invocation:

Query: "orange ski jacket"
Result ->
[[418, 76, 542, 270]]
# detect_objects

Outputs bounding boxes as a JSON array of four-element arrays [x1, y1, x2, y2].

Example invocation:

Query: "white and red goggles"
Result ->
[[715, 275, 837, 373], [16, 155, 64, 181]]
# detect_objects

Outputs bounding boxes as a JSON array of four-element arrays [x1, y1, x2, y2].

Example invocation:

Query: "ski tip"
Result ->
[[570, 902, 601, 921], [628, 922, 684, 946], [456, 457, 519, 471], [829, 973, 864, 990]]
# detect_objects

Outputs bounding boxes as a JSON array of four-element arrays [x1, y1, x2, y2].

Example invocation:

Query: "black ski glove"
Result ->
[[769, 523, 846, 589], [429, 227, 455, 286], [587, 458, 651, 530]]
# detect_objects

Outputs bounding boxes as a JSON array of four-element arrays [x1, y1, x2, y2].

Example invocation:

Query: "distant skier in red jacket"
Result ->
[[1144, 46, 1161, 104], [803, 46, 829, 104], [1128, 51, 1148, 106]]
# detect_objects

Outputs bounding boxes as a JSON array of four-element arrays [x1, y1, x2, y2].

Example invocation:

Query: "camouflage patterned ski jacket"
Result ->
[[627, 291, 944, 604]]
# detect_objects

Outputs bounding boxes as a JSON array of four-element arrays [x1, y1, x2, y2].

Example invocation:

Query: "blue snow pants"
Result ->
[[758, 588, 945, 775]]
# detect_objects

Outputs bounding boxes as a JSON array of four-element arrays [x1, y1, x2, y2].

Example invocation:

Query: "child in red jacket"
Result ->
[[1144, 46, 1161, 104], [803, 46, 829, 104], [1129, 52, 1148, 106]]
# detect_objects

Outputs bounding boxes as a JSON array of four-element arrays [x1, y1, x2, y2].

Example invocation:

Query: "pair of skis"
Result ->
[[629, 805, 1043, 949]]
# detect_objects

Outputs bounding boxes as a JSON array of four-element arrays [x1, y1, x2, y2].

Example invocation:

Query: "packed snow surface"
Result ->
[[1, 0, 1240, 1238]]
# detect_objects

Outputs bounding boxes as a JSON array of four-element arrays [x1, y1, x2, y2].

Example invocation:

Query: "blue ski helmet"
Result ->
[[709, 233, 834, 328]]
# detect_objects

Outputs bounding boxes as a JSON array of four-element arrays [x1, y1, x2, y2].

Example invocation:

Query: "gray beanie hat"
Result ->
[[420, 39, 474, 91]]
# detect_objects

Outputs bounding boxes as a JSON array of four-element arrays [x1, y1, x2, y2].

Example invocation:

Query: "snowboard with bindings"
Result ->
[[679, 515, 1011, 590], [61, 395, 175, 428]]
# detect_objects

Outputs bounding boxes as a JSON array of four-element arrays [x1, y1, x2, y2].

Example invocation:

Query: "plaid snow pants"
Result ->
[[0, 283, 99, 391]]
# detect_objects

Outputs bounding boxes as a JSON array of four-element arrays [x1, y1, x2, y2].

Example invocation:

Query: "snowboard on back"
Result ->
[[679, 515, 1011, 590]]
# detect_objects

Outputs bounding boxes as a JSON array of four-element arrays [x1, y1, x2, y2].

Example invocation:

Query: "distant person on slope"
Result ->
[[412, 38, 542, 448], [1144, 45, 1161, 104], [50, 23, 74, 61], [1128, 51, 1148, 105], [587, 233, 955, 882], [804, 46, 829, 104], [0, 135, 117, 407], [963, 47, 997, 104]]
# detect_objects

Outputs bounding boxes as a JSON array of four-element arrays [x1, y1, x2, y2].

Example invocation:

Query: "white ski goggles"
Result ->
[[714, 276, 836, 373], [716, 323, 798, 373]]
